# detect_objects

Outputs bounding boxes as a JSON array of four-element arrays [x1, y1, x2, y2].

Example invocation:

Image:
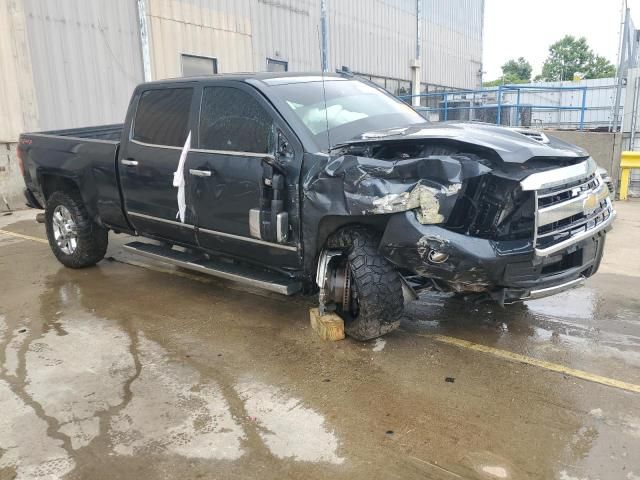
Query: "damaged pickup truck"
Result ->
[[18, 73, 615, 340]]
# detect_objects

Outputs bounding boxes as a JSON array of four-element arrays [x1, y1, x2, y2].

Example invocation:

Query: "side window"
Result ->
[[133, 88, 194, 147], [199, 86, 274, 153]]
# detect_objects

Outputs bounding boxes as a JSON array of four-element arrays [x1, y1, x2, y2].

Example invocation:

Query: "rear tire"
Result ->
[[327, 228, 404, 341], [45, 191, 108, 268]]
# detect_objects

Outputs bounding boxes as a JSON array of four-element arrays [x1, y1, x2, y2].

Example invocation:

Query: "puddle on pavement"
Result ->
[[402, 284, 640, 382], [25, 312, 135, 449], [0, 379, 76, 479], [235, 379, 344, 464], [0, 271, 346, 476], [2, 232, 639, 479], [110, 333, 246, 460], [526, 287, 598, 320], [556, 404, 640, 479]]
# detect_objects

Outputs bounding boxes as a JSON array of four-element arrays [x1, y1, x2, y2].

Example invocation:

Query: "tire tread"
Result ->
[[45, 190, 108, 268], [327, 227, 403, 340]]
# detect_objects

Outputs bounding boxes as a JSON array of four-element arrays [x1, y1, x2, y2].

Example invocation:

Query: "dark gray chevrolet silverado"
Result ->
[[18, 73, 615, 340]]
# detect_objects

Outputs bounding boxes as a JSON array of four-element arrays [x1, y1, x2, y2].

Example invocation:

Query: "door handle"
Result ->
[[189, 169, 214, 177], [121, 159, 138, 166]]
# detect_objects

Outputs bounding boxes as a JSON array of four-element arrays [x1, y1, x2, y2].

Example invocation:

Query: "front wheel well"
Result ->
[[315, 216, 390, 257], [312, 216, 392, 286], [317, 226, 404, 340]]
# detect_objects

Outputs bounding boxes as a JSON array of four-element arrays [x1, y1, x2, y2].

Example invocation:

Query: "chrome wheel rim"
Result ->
[[52, 205, 78, 255]]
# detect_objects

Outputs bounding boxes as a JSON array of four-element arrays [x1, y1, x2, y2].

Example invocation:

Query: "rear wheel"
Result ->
[[45, 191, 108, 268], [324, 228, 404, 341]]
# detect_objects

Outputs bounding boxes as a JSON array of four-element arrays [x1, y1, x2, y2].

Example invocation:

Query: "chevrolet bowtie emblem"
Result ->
[[583, 192, 598, 212]]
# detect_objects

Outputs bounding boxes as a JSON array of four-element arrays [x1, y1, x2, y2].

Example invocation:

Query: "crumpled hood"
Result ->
[[336, 122, 589, 163]]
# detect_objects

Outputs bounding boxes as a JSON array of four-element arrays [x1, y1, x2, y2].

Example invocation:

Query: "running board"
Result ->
[[123, 241, 302, 295]]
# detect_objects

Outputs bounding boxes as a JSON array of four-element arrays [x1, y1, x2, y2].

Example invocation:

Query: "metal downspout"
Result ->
[[612, 7, 630, 132], [137, 0, 152, 82], [320, 0, 329, 72], [410, 0, 422, 107], [416, 0, 421, 62]]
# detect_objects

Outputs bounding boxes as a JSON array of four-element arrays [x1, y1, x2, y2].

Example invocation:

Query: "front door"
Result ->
[[184, 83, 302, 269], [119, 85, 198, 245]]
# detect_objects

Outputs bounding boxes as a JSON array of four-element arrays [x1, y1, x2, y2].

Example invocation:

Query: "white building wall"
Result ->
[[250, 0, 321, 72], [0, 0, 39, 210], [22, 0, 144, 132], [0, 0, 38, 143], [421, 0, 484, 89], [1, 0, 485, 141], [144, 0, 484, 90], [144, 0, 254, 79], [327, 0, 416, 81]]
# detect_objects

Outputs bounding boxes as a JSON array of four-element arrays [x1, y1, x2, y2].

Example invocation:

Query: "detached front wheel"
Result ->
[[324, 228, 404, 341], [45, 191, 108, 268]]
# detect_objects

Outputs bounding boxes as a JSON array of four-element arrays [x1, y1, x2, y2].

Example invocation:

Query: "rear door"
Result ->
[[119, 85, 198, 245], [185, 82, 302, 269]]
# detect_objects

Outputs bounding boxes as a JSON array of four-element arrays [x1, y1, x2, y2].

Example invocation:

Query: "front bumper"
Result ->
[[379, 210, 614, 303]]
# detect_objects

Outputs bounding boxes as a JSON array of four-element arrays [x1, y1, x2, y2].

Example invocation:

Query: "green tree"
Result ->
[[483, 57, 532, 86], [502, 57, 532, 82], [540, 35, 616, 81]]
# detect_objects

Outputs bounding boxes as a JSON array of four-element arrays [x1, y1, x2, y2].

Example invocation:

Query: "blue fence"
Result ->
[[399, 84, 592, 131]]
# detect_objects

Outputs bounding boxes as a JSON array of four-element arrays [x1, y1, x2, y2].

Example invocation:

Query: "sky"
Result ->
[[483, 0, 640, 81]]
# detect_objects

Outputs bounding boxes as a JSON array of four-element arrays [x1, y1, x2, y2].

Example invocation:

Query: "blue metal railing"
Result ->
[[399, 84, 590, 131]]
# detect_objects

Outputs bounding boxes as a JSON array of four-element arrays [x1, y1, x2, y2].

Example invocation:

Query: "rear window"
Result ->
[[133, 88, 194, 147]]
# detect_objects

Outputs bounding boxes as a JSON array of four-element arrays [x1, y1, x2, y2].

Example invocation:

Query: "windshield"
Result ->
[[270, 79, 425, 150]]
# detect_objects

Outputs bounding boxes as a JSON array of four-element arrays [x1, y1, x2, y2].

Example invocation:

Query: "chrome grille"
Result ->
[[535, 173, 613, 252], [521, 158, 615, 256]]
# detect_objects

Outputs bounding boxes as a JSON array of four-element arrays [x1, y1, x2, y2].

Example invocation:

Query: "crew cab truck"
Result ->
[[18, 73, 615, 340]]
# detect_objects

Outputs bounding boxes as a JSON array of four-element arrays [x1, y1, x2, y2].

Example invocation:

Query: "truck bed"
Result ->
[[29, 124, 123, 142], [20, 123, 129, 231]]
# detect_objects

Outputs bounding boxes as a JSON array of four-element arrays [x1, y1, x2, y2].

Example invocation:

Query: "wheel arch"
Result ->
[[310, 214, 393, 286], [39, 173, 101, 225], [40, 174, 81, 200]]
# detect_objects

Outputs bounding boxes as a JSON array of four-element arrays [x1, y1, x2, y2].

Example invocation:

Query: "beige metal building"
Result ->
[[0, 0, 484, 209]]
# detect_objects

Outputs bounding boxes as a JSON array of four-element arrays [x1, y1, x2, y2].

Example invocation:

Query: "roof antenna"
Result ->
[[317, 21, 331, 151]]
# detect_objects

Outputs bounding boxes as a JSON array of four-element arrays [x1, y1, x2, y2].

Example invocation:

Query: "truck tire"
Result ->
[[45, 191, 108, 268], [327, 228, 404, 341]]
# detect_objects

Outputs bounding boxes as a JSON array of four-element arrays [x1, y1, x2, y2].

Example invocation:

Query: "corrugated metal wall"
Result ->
[[421, 0, 483, 89], [328, 0, 416, 81], [143, 0, 321, 78], [0, 0, 484, 141], [145, 0, 254, 78], [250, 0, 320, 72], [145, 0, 484, 89], [23, 0, 144, 131], [0, 0, 38, 142]]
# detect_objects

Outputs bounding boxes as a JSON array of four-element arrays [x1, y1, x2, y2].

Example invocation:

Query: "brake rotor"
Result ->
[[327, 259, 352, 313], [341, 265, 352, 311]]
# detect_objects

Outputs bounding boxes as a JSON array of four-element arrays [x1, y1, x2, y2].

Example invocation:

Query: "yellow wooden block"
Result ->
[[309, 308, 345, 341]]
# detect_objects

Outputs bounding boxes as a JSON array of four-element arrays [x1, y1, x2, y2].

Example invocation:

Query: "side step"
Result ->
[[123, 241, 302, 295]]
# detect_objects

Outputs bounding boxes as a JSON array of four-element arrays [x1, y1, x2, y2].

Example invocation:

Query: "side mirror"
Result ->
[[262, 155, 286, 175], [251, 155, 289, 243]]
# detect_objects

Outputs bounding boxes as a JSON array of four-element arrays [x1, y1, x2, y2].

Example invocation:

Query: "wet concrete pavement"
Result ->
[[1, 204, 639, 480]]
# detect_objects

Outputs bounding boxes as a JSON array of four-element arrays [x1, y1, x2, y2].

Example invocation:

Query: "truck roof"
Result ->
[[140, 72, 348, 87]]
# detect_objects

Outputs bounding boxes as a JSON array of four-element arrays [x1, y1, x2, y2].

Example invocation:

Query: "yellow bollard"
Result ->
[[620, 151, 640, 200]]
